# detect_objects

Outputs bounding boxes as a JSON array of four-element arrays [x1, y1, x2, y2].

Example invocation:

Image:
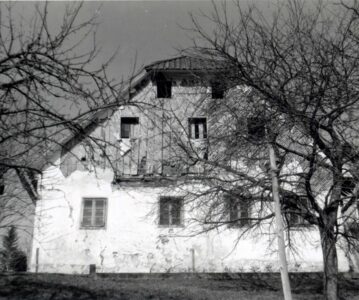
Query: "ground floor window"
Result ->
[[159, 196, 183, 226], [225, 194, 251, 227], [81, 198, 107, 229]]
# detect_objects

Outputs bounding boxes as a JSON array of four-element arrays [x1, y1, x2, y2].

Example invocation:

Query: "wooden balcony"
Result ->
[[113, 137, 208, 184]]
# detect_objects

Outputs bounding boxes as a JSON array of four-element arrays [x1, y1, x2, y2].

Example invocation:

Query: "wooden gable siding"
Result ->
[[59, 80, 210, 178]]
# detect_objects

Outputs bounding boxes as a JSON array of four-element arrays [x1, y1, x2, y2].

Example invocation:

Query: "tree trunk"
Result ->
[[320, 225, 339, 300]]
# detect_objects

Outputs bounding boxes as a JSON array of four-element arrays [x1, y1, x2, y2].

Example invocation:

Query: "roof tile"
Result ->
[[145, 56, 224, 71]]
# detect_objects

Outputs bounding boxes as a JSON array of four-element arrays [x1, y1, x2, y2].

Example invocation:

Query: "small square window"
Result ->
[[211, 83, 225, 99], [81, 198, 107, 229], [247, 117, 266, 140], [225, 195, 251, 227], [159, 196, 183, 226], [121, 117, 139, 139], [188, 118, 207, 139]]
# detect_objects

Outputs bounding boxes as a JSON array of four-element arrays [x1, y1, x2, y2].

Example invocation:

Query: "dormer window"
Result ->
[[156, 73, 172, 98], [211, 82, 224, 99]]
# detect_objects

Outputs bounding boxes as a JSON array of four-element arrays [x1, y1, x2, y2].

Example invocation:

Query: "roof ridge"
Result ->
[[144, 55, 222, 71], [145, 55, 188, 69]]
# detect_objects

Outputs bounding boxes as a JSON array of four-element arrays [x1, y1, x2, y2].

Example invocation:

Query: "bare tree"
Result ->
[[0, 2, 128, 207], [153, 1, 359, 299]]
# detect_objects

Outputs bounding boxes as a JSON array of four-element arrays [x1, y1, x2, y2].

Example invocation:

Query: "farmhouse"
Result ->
[[29, 56, 352, 274]]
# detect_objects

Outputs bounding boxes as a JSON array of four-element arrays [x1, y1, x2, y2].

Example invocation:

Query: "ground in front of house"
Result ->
[[0, 273, 359, 300]]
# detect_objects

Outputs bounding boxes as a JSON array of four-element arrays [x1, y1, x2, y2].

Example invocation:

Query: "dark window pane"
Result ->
[[159, 197, 183, 226], [95, 200, 105, 227], [121, 123, 130, 138], [157, 81, 172, 98], [247, 117, 266, 140], [94, 217, 105, 227], [84, 199, 92, 209], [203, 122, 207, 139], [240, 201, 250, 226], [82, 198, 107, 228], [159, 198, 170, 225], [229, 199, 239, 222], [82, 216, 92, 227], [121, 117, 139, 138], [171, 199, 182, 225], [283, 195, 309, 227], [188, 118, 207, 139], [226, 195, 250, 227], [341, 177, 355, 197], [195, 124, 199, 139], [212, 83, 224, 99]]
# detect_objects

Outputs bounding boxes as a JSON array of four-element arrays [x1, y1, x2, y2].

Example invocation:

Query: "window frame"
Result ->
[[80, 197, 108, 230], [211, 82, 225, 99], [225, 195, 251, 228], [157, 80, 172, 98], [120, 117, 139, 139], [282, 195, 312, 228], [188, 117, 208, 139], [158, 196, 184, 227], [247, 117, 266, 140]]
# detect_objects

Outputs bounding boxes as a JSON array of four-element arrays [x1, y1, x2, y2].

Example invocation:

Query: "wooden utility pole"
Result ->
[[268, 142, 293, 300]]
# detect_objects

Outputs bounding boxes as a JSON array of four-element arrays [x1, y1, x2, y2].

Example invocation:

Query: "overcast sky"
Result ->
[[13, 1, 280, 82]]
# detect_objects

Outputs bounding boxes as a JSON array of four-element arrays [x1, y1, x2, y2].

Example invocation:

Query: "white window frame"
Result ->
[[80, 197, 108, 229]]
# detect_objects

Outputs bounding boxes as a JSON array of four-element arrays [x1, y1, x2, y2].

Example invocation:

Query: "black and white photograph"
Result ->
[[1, 0, 359, 299]]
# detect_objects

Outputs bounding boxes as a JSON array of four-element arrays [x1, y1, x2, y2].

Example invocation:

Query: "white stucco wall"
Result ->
[[29, 160, 351, 274]]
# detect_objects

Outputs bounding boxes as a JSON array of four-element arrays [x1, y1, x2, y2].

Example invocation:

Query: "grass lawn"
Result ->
[[0, 273, 358, 299]]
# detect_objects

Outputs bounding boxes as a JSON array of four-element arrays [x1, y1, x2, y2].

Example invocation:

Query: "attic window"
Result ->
[[189, 118, 207, 139], [157, 80, 172, 98], [121, 117, 139, 139], [247, 117, 266, 140], [211, 82, 224, 99]]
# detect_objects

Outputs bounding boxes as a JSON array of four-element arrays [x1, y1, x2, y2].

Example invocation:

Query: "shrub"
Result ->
[[0, 226, 27, 272]]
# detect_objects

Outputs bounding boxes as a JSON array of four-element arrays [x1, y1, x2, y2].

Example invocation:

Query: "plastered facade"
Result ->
[[30, 74, 351, 274]]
